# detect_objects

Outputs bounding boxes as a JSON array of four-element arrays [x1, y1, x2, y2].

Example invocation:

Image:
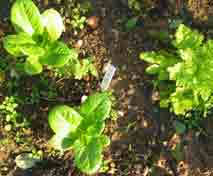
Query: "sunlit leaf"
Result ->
[[3, 33, 38, 57], [173, 24, 204, 49], [11, 0, 43, 36], [24, 56, 43, 75], [48, 105, 82, 134], [42, 9, 64, 41]]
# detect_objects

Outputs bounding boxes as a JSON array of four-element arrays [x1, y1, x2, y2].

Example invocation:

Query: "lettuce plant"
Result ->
[[140, 24, 213, 116], [3, 0, 97, 78], [54, 56, 98, 79], [48, 92, 112, 174]]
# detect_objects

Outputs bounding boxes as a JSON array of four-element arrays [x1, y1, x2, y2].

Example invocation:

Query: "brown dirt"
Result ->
[[1, 0, 213, 176]]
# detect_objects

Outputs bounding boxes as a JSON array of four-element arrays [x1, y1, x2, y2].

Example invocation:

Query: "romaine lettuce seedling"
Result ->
[[3, 0, 69, 75], [48, 92, 112, 174], [3, 0, 97, 78]]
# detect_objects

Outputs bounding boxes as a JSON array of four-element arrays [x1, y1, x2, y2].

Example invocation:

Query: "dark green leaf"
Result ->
[[174, 120, 186, 134], [125, 17, 138, 31], [79, 92, 112, 122], [99, 135, 110, 147], [40, 41, 71, 67], [74, 136, 105, 174], [171, 143, 184, 162], [86, 122, 105, 136], [24, 56, 43, 75]]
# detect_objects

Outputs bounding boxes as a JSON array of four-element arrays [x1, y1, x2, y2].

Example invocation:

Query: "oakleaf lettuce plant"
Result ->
[[48, 92, 112, 174], [140, 24, 213, 116], [3, 0, 97, 78]]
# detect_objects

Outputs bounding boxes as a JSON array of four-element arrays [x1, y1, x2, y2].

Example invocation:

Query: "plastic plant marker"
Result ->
[[100, 64, 116, 91]]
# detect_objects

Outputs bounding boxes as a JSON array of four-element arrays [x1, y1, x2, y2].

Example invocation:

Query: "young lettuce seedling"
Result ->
[[140, 24, 213, 116], [3, 0, 97, 78], [3, 0, 69, 75], [48, 92, 112, 174]]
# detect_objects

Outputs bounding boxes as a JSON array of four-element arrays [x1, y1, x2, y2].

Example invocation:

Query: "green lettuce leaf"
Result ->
[[79, 92, 111, 122], [42, 9, 64, 41], [173, 24, 204, 49], [48, 92, 112, 174], [140, 51, 179, 66], [49, 133, 77, 151], [140, 51, 179, 80], [73, 135, 108, 174], [3, 33, 39, 57], [11, 0, 43, 36], [24, 56, 43, 75], [170, 88, 196, 115], [140, 24, 213, 115], [145, 64, 160, 74], [48, 105, 83, 134], [86, 122, 105, 137], [39, 41, 71, 67], [72, 58, 98, 79]]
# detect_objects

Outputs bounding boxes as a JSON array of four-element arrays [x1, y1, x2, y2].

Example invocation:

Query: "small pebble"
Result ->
[[118, 110, 124, 117], [4, 124, 12, 131], [74, 39, 83, 48], [110, 162, 116, 168], [81, 95, 88, 103], [141, 120, 148, 128], [127, 88, 135, 95], [152, 90, 160, 102], [86, 16, 99, 29]]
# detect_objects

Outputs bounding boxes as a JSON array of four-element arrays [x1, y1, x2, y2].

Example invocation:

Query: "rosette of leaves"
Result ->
[[3, 0, 96, 77], [54, 56, 98, 79], [63, 0, 92, 33], [140, 24, 213, 116], [48, 92, 112, 174]]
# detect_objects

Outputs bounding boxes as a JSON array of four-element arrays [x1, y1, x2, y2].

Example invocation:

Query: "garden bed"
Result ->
[[1, 0, 213, 176]]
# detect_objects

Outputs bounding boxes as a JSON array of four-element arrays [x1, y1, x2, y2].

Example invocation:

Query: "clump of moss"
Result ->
[[125, 0, 158, 14], [62, 0, 93, 33]]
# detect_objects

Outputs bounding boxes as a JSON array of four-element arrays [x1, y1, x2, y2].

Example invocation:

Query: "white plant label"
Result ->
[[100, 64, 116, 91]]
